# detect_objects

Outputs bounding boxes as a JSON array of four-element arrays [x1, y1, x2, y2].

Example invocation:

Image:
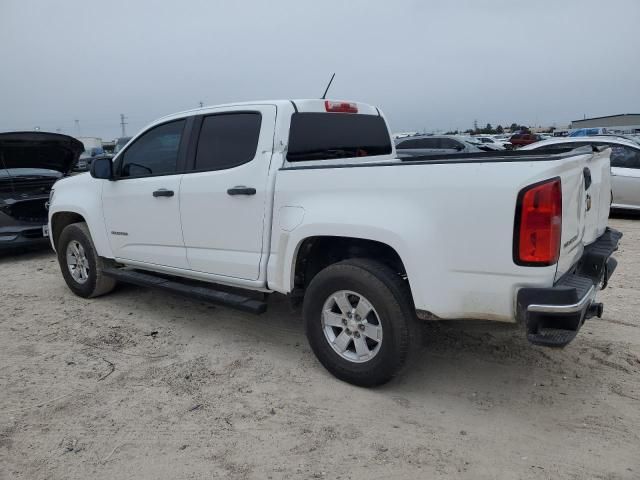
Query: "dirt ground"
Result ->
[[1, 216, 639, 480]]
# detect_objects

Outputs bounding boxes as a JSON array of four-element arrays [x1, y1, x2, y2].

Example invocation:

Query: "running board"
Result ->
[[102, 267, 267, 314]]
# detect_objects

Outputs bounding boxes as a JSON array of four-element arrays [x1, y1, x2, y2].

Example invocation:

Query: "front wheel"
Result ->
[[303, 259, 417, 387], [57, 222, 117, 298]]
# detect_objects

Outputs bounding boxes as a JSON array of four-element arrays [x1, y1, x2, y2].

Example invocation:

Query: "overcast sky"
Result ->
[[1, 0, 638, 139]]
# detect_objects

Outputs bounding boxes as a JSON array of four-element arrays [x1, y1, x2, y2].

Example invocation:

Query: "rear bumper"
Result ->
[[516, 228, 622, 347]]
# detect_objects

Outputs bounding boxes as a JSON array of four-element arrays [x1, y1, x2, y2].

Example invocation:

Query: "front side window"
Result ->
[[119, 120, 185, 177], [194, 112, 262, 171], [287, 113, 392, 161]]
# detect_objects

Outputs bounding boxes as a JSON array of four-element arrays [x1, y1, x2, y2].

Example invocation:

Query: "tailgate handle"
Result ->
[[583, 167, 592, 191]]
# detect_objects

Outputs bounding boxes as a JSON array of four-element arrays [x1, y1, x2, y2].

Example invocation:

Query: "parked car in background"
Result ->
[[509, 132, 544, 148], [522, 136, 640, 211], [75, 146, 106, 171], [569, 128, 608, 137], [395, 134, 484, 157], [0, 132, 82, 250], [114, 136, 132, 154], [48, 98, 620, 386], [473, 136, 509, 150]]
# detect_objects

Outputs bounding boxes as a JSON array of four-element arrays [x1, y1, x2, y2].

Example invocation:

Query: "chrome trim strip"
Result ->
[[527, 286, 595, 314]]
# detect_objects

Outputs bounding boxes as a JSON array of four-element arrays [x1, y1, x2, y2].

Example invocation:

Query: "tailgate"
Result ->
[[555, 146, 611, 280]]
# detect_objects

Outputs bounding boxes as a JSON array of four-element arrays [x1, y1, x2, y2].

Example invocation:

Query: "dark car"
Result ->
[[0, 132, 82, 250], [394, 135, 486, 158], [74, 146, 106, 172], [509, 132, 543, 148]]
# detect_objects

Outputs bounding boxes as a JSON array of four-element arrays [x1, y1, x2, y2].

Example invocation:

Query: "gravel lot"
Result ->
[[1, 216, 639, 480]]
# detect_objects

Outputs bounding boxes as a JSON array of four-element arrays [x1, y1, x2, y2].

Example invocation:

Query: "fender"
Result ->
[[48, 175, 114, 259]]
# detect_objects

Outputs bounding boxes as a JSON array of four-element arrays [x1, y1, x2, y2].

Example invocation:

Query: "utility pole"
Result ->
[[199, 101, 204, 108], [120, 114, 127, 137], [74, 119, 81, 136]]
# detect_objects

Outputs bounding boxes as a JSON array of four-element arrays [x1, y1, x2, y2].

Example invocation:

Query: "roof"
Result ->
[[156, 99, 379, 123], [571, 113, 640, 123], [521, 135, 640, 150]]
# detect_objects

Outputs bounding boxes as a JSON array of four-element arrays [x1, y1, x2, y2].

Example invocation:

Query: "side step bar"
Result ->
[[102, 267, 267, 314]]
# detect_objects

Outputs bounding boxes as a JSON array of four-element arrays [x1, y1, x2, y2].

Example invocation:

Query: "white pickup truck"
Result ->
[[48, 99, 622, 386]]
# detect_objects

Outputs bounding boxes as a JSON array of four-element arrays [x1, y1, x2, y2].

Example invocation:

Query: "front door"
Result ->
[[179, 106, 276, 280], [102, 118, 189, 269]]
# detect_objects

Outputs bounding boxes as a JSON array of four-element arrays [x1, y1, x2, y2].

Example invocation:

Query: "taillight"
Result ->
[[514, 178, 562, 266], [324, 100, 358, 113]]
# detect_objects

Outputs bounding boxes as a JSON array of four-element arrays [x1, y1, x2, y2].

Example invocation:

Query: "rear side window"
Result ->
[[287, 113, 392, 161], [440, 138, 463, 149], [396, 138, 439, 149], [195, 112, 262, 171]]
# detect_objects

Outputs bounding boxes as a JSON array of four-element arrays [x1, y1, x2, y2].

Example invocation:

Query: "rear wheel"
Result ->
[[303, 259, 417, 387], [57, 222, 116, 298]]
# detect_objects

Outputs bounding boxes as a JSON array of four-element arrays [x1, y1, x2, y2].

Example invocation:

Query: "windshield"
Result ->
[[461, 136, 481, 145]]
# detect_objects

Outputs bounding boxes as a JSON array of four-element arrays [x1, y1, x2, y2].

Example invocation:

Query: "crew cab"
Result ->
[[48, 99, 621, 386]]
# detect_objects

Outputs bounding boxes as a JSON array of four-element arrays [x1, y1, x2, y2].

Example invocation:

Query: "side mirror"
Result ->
[[455, 144, 465, 151], [90, 157, 114, 180]]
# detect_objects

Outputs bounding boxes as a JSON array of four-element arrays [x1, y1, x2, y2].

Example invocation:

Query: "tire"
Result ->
[[303, 258, 418, 387], [57, 222, 116, 298]]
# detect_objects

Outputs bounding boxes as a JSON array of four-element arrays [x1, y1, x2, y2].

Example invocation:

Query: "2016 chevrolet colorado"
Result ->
[[47, 99, 621, 386]]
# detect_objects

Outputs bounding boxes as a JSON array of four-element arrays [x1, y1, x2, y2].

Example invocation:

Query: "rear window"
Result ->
[[287, 113, 392, 162]]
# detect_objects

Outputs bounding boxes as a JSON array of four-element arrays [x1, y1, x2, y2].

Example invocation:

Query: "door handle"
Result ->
[[227, 186, 256, 196], [152, 189, 174, 197]]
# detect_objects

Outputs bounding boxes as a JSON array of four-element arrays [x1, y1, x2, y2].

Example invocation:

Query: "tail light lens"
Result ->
[[324, 100, 358, 113], [514, 178, 562, 266]]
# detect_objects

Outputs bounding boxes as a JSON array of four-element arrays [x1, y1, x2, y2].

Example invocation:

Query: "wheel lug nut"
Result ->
[[355, 315, 360, 321], [358, 324, 365, 331], [354, 332, 360, 338], [347, 312, 352, 318], [345, 329, 351, 335], [342, 318, 348, 325]]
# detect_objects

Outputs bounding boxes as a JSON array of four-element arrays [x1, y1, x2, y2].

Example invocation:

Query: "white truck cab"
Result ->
[[48, 99, 621, 386]]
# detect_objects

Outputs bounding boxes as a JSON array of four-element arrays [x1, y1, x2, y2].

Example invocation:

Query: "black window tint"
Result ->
[[610, 145, 640, 168], [287, 113, 392, 161], [417, 138, 440, 148], [395, 139, 412, 149], [440, 138, 462, 149], [396, 138, 436, 149], [120, 120, 185, 177], [195, 113, 262, 171]]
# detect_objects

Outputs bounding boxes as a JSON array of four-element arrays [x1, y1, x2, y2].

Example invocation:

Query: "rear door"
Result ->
[[179, 105, 276, 280], [102, 118, 190, 268]]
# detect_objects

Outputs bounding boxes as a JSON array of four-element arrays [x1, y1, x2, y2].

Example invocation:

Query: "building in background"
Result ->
[[570, 114, 640, 134]]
